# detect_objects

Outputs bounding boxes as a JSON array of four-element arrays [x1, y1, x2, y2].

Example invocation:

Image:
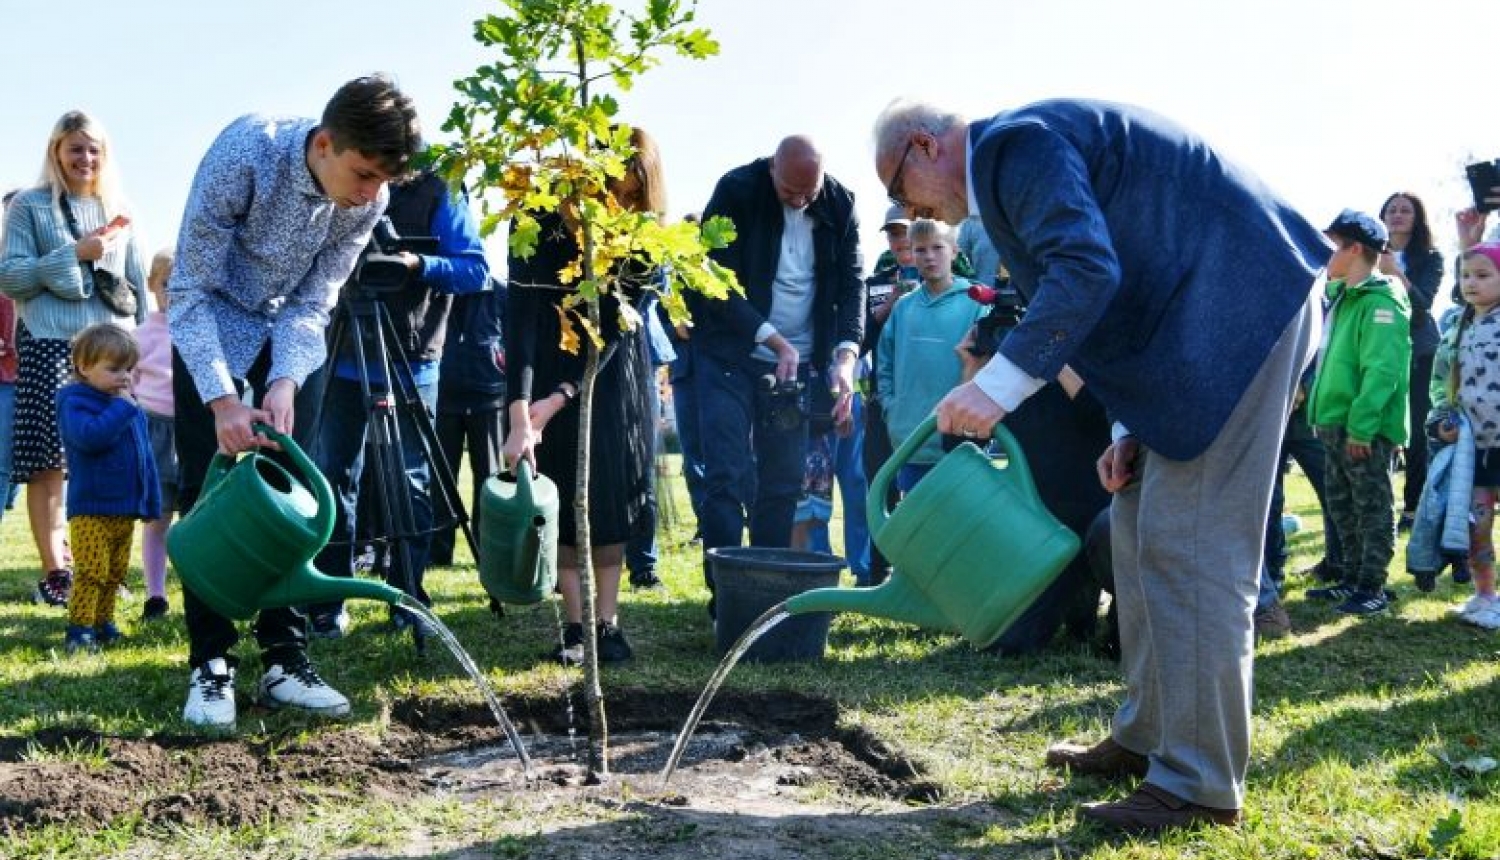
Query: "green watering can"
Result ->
[[167, 425, 405, 619], [785, 415, 1080, 648], [477, 461, 559, 605]]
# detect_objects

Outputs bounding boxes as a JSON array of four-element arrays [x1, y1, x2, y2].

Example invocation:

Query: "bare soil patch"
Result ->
[[0, 690, 1017, 858]]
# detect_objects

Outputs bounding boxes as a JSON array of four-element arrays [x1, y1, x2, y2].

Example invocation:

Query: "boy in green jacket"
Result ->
[[1306, 209, 1412, 615]]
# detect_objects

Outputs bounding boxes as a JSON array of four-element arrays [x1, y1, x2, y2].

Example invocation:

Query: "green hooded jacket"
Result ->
[[1306, 273, 1412, 446]]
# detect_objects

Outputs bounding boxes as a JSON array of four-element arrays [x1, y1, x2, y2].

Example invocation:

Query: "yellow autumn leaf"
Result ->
[[553, 304, 582, 354]]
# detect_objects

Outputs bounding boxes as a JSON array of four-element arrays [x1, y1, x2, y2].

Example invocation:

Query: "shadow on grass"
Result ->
[[1256, 608, 1500, 788], [332, 798, 1108, 860]]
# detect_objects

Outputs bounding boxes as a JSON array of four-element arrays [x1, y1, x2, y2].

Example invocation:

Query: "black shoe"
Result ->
[[1453, 560, 1473, 585], [1307, 583, 1356, 602], [551, 623, 585, 666], [629, 568, 664, 590], [1337, 590, 1390, 615], [1398, 511, 1415, 533], [597, 622, 633, 662], [389, 606, 431, 638], [142, 596, 170, 621], [1413, 572, 1437, 593], [309, 610, 349, 639]]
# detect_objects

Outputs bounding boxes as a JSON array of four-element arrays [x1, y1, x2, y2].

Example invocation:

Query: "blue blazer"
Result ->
[[56, 382, 161, 520], [970, 99, 1330, 459]]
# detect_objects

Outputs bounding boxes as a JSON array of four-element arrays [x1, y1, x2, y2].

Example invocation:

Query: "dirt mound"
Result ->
[[0, 690, 942, 837]]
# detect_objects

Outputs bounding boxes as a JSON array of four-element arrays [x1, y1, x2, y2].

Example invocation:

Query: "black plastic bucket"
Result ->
[[709, 547, 845, 662]]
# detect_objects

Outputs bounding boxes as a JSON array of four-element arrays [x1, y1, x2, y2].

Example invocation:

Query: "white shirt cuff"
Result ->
[[972, 354, 1045, 412], [1111, 421, 1133, 442], [754, 322, 776, 344]]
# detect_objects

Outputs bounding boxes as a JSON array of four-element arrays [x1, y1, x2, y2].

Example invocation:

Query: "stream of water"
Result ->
[[659, 601, 791, 786], [398, 595, 534, 779]]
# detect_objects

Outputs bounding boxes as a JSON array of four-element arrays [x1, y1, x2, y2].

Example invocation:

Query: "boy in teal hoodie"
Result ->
[[1306, 209, 1412, 615], [875, 218, 985, 491]]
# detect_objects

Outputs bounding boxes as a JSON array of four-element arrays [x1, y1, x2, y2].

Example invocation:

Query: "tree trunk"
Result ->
[[573, 314, 608, 776]]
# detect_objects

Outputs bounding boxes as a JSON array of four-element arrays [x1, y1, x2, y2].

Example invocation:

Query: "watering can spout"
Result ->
[[785, 577, 957, 635], [268, 565, 409, 610]]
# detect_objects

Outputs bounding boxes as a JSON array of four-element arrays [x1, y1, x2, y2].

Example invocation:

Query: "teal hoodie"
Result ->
[[1306, 273, 1412, 446], [876, 278, 985, 464]]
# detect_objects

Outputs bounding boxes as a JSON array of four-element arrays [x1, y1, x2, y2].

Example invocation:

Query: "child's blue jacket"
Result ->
[[56, 382, 161, 520]]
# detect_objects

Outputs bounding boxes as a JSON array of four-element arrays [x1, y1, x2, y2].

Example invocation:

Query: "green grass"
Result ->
[[2, 461, 1500, 858]]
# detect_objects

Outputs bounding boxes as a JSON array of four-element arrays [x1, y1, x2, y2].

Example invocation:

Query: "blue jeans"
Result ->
[[670, 340, 706, 522], [308, 369, 437, 615], [806, 393, 872, 581], [697, 351, 811, 589], [0, 381, 13, 522]]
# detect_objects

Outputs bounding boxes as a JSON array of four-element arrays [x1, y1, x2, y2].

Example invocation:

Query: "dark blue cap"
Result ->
[[1325, 209, 1388, 253]]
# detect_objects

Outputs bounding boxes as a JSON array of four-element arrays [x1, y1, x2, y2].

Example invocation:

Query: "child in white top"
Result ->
[[1436, 242, 1500, 629]]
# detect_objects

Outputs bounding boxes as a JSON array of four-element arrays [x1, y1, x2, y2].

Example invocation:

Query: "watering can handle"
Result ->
[[513, 459, 535, 505], [253, 423, 337, 548], [866, 415, 1039, 536], [198, 423, 335, 547]]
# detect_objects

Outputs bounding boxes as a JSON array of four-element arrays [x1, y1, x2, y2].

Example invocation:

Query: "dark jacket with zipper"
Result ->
[[689, 157, 864, 369]]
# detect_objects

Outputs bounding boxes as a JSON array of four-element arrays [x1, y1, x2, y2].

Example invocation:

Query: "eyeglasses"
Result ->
[[885, 138, 915, 208]]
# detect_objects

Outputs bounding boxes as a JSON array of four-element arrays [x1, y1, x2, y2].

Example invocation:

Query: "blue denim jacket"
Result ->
[[1407, 414, 1473, 575]]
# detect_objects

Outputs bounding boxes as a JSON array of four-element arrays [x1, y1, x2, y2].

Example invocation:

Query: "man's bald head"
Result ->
[[770, 135, 824, 209]]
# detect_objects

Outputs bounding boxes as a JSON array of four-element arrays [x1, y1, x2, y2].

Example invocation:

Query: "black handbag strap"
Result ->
[[55, 191, 98, 277]]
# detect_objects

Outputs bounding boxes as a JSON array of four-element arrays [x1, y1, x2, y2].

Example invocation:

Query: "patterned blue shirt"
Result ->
[[168, 115, 387, 403]]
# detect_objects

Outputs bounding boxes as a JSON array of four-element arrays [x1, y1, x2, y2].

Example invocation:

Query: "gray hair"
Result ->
[[872, 98, 966, 158]]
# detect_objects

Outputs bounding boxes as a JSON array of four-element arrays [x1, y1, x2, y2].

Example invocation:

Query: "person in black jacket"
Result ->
[[688, 136, 865, 607], [428, 279, 506, 567]]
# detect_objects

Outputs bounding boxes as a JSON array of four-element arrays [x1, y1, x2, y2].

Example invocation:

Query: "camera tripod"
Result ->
[[302, 287, 481, 653]]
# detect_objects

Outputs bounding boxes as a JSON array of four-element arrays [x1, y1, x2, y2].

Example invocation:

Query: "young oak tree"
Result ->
[[430, 0, 738, 776]]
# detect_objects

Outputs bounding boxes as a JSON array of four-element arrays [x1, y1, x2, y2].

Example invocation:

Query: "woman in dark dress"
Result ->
[[503, 127, 663, 663], [1379, 191, 1444, 525]]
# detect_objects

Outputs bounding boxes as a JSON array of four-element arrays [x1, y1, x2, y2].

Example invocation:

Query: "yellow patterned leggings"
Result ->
[[66, 515, 137, 628]]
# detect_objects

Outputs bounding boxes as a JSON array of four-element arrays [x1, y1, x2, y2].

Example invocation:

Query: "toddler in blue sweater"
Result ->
[[57, 323, 161, 652]]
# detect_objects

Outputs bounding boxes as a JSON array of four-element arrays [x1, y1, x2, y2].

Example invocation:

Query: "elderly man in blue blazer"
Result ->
[[873, 98, 1330, 833]]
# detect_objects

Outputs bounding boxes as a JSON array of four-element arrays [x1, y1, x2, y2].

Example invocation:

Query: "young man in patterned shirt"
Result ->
[[169, 74, 421, 729]]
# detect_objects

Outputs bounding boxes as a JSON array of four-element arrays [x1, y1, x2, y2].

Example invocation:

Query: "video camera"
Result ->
[[759, 374, 807, 432], [966, 275, 1026, 357], [351, 217, 440, 293]]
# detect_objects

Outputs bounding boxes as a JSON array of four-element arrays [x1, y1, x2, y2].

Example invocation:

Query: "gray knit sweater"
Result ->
[[0, 186, 145, 339]]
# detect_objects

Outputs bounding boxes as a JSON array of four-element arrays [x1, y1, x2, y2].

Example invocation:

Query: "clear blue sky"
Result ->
[[4, 0, 1496, 302]]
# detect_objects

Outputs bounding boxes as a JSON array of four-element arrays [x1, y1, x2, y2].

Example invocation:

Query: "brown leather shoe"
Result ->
[[1044, 736, 1148, 778], [1079, 783, 1240, 833]]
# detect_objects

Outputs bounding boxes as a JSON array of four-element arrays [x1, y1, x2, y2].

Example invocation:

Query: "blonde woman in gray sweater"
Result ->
[[0, 110, 146, 607]]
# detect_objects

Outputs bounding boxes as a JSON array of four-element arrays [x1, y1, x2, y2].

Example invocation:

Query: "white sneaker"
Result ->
[[1458, 594, 1498, 619], [1468, 606, 1500, 631], [258, 659, 350, 716], [183, 658, 237, 728]]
